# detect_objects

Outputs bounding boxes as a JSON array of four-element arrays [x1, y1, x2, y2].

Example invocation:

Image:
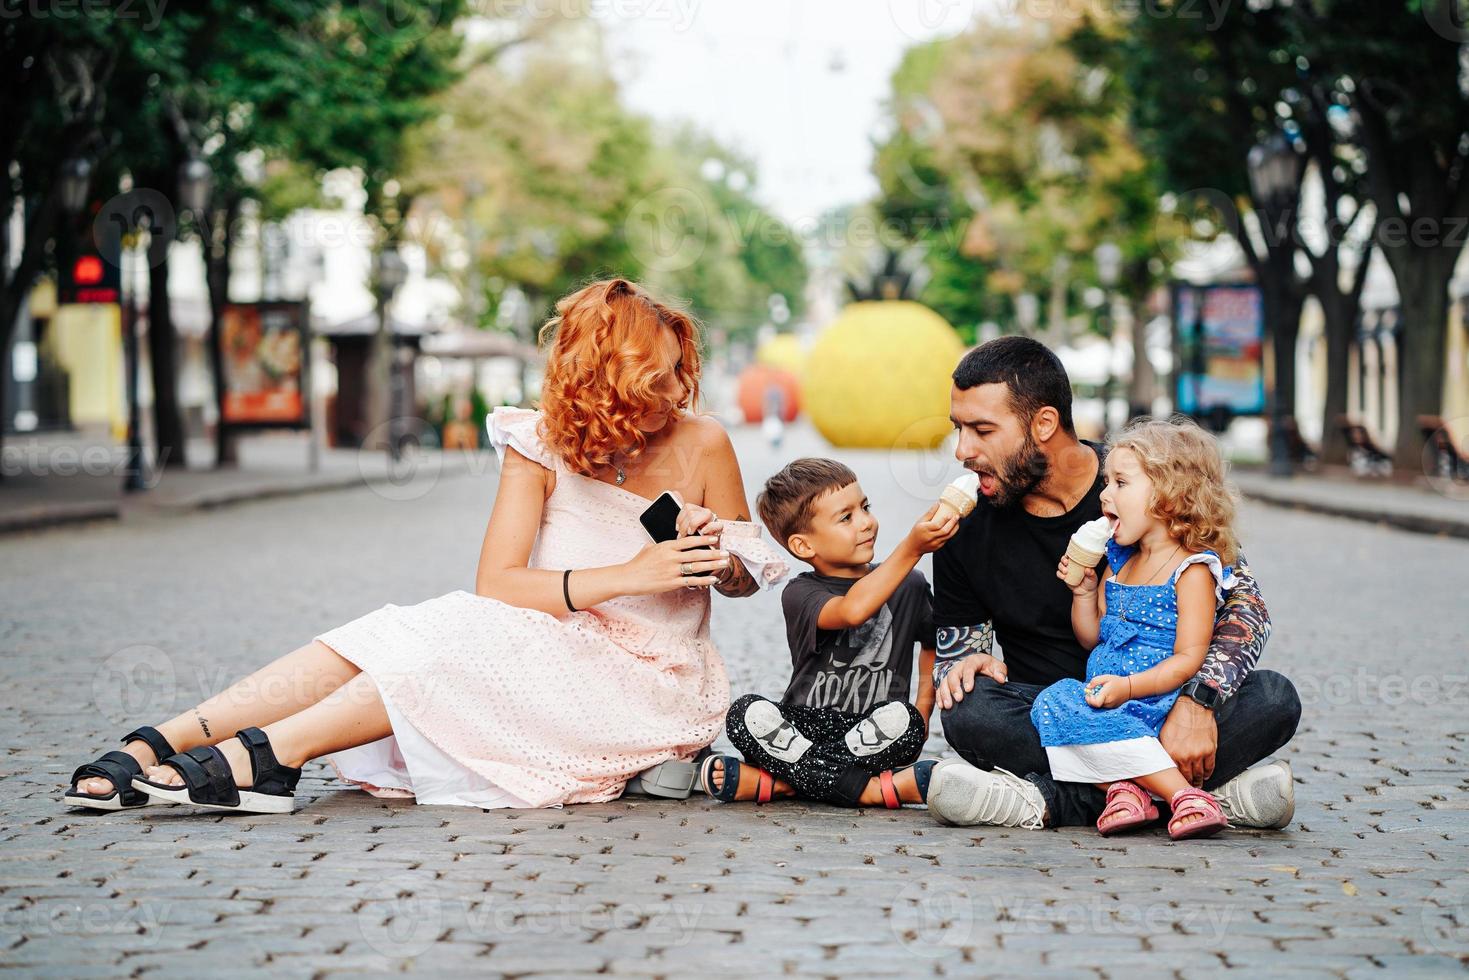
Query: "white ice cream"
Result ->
[[1071, 515, 1112, 553], [947, 471, 980, 503]]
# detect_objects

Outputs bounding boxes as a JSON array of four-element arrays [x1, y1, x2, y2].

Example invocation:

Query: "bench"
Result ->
[[1279, 416, 1320, 468], [1419, 414, 1469, 481], [1337, 415, 1393, 476]]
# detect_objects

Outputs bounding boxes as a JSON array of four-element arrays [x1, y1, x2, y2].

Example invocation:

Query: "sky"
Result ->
[[595, 0, 986, 226]]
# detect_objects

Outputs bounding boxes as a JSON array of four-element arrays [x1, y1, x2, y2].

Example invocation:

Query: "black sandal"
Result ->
[[63, 726, 177, 811], [132, 727, 302, 814]]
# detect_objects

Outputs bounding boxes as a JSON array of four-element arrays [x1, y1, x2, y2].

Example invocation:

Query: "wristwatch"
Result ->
[[1179, 679, 1222, 711]]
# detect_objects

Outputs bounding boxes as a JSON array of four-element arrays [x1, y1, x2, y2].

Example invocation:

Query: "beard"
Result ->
[[974, 430, 1050, 510]]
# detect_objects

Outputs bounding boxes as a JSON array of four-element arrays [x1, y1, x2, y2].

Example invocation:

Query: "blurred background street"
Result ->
[[5, 0, 1469, 974]]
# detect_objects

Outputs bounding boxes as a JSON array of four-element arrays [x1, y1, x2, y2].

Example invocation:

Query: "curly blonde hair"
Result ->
[[535, 279, 702, 477], [1109, 418, 1239, 566]]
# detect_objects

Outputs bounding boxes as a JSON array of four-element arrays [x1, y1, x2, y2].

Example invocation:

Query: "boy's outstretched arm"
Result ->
[[816, 505, 957, 629]]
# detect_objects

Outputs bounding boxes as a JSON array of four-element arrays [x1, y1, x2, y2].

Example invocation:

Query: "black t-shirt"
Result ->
[[781, 566, 936, 713], [932, 441, 1107, 688]]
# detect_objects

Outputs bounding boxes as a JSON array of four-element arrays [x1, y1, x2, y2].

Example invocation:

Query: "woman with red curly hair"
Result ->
[[65, 279, 784, 814]]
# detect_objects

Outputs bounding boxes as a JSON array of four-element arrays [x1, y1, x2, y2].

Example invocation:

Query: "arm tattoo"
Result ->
[[1198, 551, 1271, 701], [934, 622, 995, 687]]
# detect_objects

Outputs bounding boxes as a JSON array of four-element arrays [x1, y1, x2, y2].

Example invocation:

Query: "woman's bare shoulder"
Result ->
[[674, 412, 735, 451]]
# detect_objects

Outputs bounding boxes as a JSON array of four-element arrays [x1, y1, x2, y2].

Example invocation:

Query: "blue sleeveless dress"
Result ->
[[1031, 540, 1234, 784]]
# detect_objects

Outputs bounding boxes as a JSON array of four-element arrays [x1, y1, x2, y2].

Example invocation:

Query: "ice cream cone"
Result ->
[[1063, 539, 1104, 586], [936, 485, 976, 522]]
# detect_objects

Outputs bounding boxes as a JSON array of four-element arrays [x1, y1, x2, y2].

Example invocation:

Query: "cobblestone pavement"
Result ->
[[3, 422, 1467, 977]]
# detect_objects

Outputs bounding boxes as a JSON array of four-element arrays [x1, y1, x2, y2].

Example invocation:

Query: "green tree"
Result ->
[[1316, 0, 1469, 467], [873, 9, 1169, 390], [404, 31, 805, 345], [1, 1, 467, 469], [1122, 0, 1374, 467]]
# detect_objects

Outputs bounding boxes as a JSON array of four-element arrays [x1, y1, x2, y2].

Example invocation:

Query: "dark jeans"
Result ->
[[940, 670, 1301, 827], [726, 694, 926, 806]]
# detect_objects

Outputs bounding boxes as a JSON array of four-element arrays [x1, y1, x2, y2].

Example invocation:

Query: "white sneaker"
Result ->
[[1212, 759, 1295, 829], [925, 759, 1047, 829]]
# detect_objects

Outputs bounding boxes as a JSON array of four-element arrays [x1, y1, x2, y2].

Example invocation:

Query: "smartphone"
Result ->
[[639, 491, 684, 543]]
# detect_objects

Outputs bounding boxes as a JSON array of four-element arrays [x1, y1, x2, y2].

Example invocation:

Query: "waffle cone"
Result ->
[[937, 486, 976, 521], [1063, 539, 1104, 586]]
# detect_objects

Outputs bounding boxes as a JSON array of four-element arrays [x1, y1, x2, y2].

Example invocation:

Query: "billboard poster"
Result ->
[[220, 302, 308, 426], [1172, 283, 1266, 418]]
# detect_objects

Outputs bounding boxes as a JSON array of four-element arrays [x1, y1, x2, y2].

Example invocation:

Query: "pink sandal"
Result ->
[[1096, 780, 1159, 836], [1167, 788, 1229, 840]]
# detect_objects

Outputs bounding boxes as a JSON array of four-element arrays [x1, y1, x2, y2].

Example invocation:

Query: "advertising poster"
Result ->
[[220, 302, 308, 425], [1172, 284, 1266, 417]]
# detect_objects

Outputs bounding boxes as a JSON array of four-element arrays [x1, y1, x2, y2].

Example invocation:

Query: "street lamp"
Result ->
[[177, 155, 213, 214], [1247, 133, 1301, 211], [1248, 131, 1304, 477], [59, 157, 93, 215], [1094, 241, 1122, 432], [1015, 292, 1039, 334], [372, 247, 409, 460]]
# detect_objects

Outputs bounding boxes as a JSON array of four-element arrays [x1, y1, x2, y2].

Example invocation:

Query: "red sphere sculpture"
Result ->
[[736, 364, 800, 424]]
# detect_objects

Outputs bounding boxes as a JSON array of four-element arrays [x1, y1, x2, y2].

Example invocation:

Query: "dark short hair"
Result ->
[[757, 458, 859, 554], [952, 335, 1075, 434]]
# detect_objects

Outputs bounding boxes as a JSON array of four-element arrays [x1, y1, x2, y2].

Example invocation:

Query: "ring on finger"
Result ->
[[680, 562, 693, 576]]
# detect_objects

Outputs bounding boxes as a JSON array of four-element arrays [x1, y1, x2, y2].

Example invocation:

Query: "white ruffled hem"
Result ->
[[1046, 737, 1177, 784]]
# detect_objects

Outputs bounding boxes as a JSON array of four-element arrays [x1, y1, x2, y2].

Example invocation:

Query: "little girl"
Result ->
[[1033, 418, 1241, 840]]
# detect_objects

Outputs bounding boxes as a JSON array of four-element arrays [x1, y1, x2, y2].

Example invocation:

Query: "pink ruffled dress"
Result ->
[[318, 407, 784, 808]]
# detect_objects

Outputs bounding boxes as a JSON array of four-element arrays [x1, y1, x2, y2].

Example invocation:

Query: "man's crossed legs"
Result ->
[[930, 670, 1302, 829]]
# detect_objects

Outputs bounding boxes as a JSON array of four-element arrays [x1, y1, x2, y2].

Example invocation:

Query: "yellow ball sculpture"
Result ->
[[804, 301, 966, 449], [756, 333, 808, 378]]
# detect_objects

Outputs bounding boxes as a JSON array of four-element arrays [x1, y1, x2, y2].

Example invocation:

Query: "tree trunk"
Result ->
[[146, 242, 187, 470], [1128, 298, 1154, 419], [1319, 289, 1355, 466], [0, 189, 62, 480], [205, 197, 239, 467], [1263, 274, 1304, 419], [1390, 252, 1457, 470]]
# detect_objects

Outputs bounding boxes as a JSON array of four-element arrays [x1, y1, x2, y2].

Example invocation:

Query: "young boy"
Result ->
[[701, 458, 959, 808]]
